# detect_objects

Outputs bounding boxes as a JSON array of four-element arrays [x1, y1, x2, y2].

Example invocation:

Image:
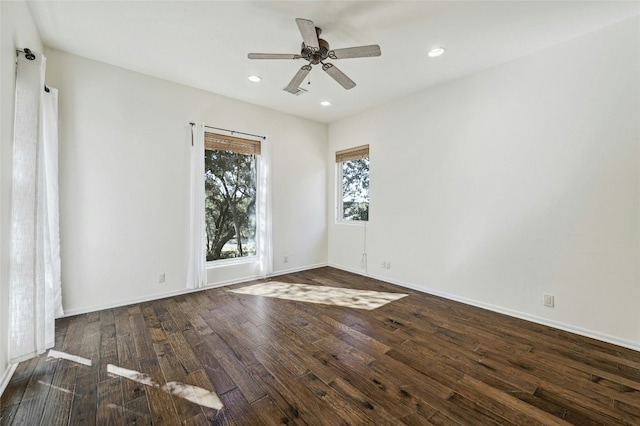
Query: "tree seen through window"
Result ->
[[204, 148, 257, 261], [341, 157, 369, 221]]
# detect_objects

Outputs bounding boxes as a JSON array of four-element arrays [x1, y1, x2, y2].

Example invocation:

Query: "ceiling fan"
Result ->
[[248, 18, 381, 94]]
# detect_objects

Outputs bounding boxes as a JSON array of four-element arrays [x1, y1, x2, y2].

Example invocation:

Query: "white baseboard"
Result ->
[[62, 263, 328, 318], [269, 262, 328, 278], [329, 263, 368, 277], [329, 263, 640, 352], [63, 280, 261, 317], [0, 363, 17, 398]]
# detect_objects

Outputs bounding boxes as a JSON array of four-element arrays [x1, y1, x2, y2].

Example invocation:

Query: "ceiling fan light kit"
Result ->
[[248, 18, 381, 94]]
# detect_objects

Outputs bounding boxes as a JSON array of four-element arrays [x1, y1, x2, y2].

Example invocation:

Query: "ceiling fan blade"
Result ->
[[322, 63, 356, 90], [295, 18, 319, 51], [248, 53, 302, 60], [329, 45, 381, 60], [284, 65, 312, 93]]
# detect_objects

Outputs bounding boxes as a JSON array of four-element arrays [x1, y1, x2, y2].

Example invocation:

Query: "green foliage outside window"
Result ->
[[204, 149, 257, 261], [342, 157, 369, 221]]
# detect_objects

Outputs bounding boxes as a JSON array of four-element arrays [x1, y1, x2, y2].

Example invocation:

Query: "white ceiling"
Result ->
[[28, 1, 639, 123]]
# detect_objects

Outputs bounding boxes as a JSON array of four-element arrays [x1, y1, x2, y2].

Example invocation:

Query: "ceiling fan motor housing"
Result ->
[[301, 29, 330, 64]]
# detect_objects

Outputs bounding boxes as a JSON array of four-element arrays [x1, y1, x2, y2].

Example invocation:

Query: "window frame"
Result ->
[[203, 132, 262, 264], [335, 145, 370, 224]]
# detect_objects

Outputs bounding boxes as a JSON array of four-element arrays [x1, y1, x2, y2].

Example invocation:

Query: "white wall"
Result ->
[[328, 17, 640, 349], [44, 49, 327, 316], [0, 0, 44, 394]]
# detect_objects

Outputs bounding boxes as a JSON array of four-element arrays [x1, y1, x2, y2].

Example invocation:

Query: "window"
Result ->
[[204, 132, 260, 261], [336, 145, 369, 221]]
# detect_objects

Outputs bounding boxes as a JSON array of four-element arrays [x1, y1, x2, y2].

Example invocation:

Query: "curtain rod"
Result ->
[[17, 48, 50, 92], [189, 122, 266, 140]]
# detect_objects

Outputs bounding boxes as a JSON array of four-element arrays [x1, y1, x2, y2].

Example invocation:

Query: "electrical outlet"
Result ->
[[158, 273, 166, 283], [381, 261, 387, 269], [284, 255, 288, 263], [543, 293, 554, 307]]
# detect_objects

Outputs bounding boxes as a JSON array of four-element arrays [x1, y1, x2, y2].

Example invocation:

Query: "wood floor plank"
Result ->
[[327, 376, 406, 423], [132, 325, 156, 362], [162, 298, 195, 334], [251, 348, 346, 425], [139, 357, 181, 424], [2, 267, 639, 425], [299, 371, 381, 425], [188, 341, 237, 395], [167, 332, 202, 375], [313, 331, 378, 368], [199, 333, 266, 403], [445, 391, 511, 426], [116, 334, 146, 403], [9, 354, 58, 425], [0, 402, 19, 425], [99, 309, 115, 327], [185, 369, 222, 422], [247, 363, 307, 425], [181, 304, 216, 336], [265, 323, 339, 384], [96, 377, 124, 424], [399, 410, 457, 426], [477, 350, 633, 425], [6, 357, 39, 385], [182, 412, 213, 426], [123, 395, 152, 425], [398, 331, 540, 397], [310, 350, 417, 420], [0, 379, 28, 409], [68, 371, 98, 426], [61, 316, 87, 357], [152, 341, 203, 422], [203, 311, 260, 368], [320, 317, 391, 356], [219, 388, 265, 425], [260, 341, 310, 378], [39, 363, 77, 426], [114, 306, 133, 337], [251, 395, 298, 426], [455, 374, 569, 426], [98, 322, 118, 382], [78, 321, 101, 376]]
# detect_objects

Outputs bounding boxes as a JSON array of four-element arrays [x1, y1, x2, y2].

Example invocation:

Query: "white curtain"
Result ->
[[258, 138, 273, 277], [9, 50, 62, 363], [43, 87, 63, 319], [187, 122, 206, 289]]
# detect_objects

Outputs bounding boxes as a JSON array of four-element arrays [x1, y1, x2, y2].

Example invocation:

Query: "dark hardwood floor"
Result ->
[[1, 267, 639, 425]]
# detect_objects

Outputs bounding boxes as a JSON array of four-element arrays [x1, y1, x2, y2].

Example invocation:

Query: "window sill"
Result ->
[[206, 256, 259, 269], [335, 220, 369, 226]]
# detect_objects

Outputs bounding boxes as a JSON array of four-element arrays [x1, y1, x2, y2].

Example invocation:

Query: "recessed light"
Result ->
[[248, 75, 262, 83], [427, 47, 445, 58], [320, 101, 331, 106]]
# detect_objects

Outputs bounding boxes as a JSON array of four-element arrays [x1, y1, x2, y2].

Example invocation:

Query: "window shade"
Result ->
[[335, 144, 369, 162], [205, 132, 261, 155]]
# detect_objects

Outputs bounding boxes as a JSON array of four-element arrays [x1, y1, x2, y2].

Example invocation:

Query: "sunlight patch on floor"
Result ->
[[38, 381, 75, 394], [228, 281, 408, 310], [47, 349, 92, 366], [107, 364, 224, 410]]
